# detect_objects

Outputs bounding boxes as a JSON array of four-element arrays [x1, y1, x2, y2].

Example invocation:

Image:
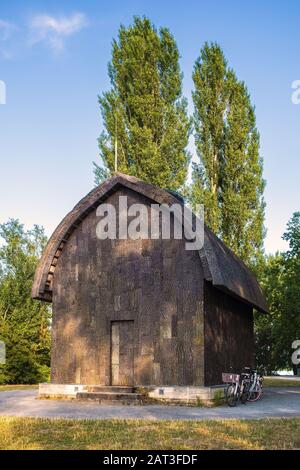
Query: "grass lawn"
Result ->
[[0, 385, 38, 392], [0, 417, 299, 450], [264, 378, 300, 387]]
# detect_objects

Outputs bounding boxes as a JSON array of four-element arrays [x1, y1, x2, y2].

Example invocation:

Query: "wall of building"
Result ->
[[51, 186, 205, 386], [204, 281, 254, 386]]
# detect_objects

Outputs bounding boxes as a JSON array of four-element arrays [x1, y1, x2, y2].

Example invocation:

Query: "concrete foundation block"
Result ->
[[147, 385, 224, 404], [39, 383, 85, 398]]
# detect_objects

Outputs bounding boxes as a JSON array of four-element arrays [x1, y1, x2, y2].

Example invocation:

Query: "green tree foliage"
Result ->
[[255, 212, 300, 374], [191, 42, 265, 265], [254, 253, 285, 374], [95, 16, 191, 190], [0, 220, 51, 384], [190, 43, 228, 233]]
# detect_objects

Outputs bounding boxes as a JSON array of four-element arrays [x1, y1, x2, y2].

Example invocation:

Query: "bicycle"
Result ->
[[222, 371, 251, 407], [245, 368, 263, 402]]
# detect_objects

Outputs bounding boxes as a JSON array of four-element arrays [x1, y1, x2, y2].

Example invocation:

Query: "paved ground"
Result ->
[[0, 388, 299, 420], [265, 375, 300, 381]]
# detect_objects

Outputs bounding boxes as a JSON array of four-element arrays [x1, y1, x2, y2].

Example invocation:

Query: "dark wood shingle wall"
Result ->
[[204, 281, 254, 386], [51, 187, 205, 386]]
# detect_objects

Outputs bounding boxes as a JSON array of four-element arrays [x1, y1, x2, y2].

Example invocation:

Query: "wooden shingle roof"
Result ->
[[32, 173, 268, 313]]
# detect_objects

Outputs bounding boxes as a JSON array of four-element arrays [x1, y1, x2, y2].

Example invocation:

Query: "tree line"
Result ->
[[95, 17, 265, 266], [0, 16, 299, 383]]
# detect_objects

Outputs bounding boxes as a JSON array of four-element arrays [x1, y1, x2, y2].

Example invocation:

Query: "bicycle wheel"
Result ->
[[248, 386, 262, 402], [240, 381, 251, 404], [225, 383, 238, 407]]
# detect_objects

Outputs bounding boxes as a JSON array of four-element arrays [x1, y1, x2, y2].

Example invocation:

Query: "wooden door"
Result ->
[[111, 321, 134, 386]]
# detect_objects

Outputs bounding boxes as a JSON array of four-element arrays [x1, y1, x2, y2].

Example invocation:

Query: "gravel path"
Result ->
[[0, 387, 299, 420]]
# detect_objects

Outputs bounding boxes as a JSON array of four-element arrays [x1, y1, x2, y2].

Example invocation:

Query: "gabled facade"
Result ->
[[33, 173, 268, 386]]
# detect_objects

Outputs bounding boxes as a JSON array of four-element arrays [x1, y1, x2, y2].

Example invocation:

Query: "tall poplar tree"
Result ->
[[222, 72, 265, 262], [95, 16, 191, 190], [190, 43, 228, 234], [191, 42, 265, 265]]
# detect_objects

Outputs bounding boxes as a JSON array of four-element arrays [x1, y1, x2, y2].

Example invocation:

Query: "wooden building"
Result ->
[[32, 173, 268, 387]]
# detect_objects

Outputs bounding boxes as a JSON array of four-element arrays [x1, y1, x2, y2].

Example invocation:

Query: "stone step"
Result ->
[[76, 391, 144, 405], [86, 386, 134, 394]]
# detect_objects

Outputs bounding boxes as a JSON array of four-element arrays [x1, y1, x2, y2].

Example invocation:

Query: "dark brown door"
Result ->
[[111, 321, 134, 386]]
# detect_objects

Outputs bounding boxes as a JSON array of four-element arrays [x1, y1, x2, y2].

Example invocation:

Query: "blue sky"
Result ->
[[0, 0, 299, 253]]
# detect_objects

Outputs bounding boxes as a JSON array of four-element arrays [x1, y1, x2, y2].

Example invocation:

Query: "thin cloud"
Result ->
[[29, 12, 88, 52], [0, 20, 16, 40], [0, 19, 17, 59]]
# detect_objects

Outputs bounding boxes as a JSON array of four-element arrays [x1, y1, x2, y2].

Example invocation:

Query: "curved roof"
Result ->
[[32, 173, 268, 313]]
